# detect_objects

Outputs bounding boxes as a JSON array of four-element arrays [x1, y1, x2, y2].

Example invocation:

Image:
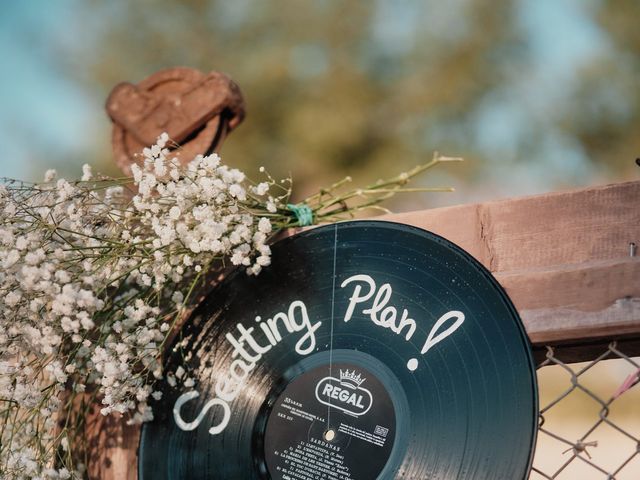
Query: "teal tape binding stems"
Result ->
[[286, 203, 314, 226]]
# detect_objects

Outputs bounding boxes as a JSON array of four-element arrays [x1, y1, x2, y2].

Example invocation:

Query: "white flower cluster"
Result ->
[[130, 133, 273, 277], [0, 133, 279, 478]]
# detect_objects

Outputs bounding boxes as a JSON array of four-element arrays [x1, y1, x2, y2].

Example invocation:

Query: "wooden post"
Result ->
[[90, 67, 245, 478]]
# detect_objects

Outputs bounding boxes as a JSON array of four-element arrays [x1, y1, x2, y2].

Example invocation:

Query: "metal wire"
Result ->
[[531, 342, 640, 479]]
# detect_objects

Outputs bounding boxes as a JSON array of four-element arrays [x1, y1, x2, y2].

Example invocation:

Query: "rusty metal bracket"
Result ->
[[106, 67, 246, 174]]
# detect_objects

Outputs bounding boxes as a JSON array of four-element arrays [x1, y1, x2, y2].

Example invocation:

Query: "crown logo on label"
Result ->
[[339, 369, 366, 388]]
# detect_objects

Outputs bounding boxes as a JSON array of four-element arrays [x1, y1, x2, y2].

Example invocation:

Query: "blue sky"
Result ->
[[0, 0, 619, 198], [0, 0, 95, 180]]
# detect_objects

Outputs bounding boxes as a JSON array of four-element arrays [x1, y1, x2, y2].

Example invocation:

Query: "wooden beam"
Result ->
[[385, 181, 640, 354]]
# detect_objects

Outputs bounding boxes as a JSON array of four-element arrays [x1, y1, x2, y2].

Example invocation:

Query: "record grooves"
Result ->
[[139, 221, 538, 479]]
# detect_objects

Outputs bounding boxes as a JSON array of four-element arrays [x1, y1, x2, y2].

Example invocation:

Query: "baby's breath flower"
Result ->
[[81, 164, 93, 181], [0, 131, 455, 477], [44, 168, 57, 182], [258, 217, 272, 234], [252, 182, 269, 196]]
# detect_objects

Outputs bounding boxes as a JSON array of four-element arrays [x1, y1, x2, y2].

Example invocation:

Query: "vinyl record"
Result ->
[[139, 221, 538, 479]]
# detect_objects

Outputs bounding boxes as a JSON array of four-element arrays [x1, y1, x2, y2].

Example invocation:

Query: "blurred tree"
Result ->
[[55, 0, 638, 205], [560, 0, 640, 178], [61, 0, 519, 202]]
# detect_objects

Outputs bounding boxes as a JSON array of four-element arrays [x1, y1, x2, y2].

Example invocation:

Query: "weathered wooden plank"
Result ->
[[387, 180, 639, 273], [498, 258, 640, 345], [385, 181, 640, 349]]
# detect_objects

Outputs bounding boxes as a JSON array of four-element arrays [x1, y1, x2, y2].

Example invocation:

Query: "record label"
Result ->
[[138, 221, 537, 479], [263, 361, 396, 479]]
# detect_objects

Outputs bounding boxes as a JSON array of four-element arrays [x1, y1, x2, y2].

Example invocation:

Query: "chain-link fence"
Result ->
[[531, 342, 640, 479]]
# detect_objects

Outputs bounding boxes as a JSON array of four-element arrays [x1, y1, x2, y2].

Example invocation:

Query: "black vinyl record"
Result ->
[[139, 221, 538, 479]]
